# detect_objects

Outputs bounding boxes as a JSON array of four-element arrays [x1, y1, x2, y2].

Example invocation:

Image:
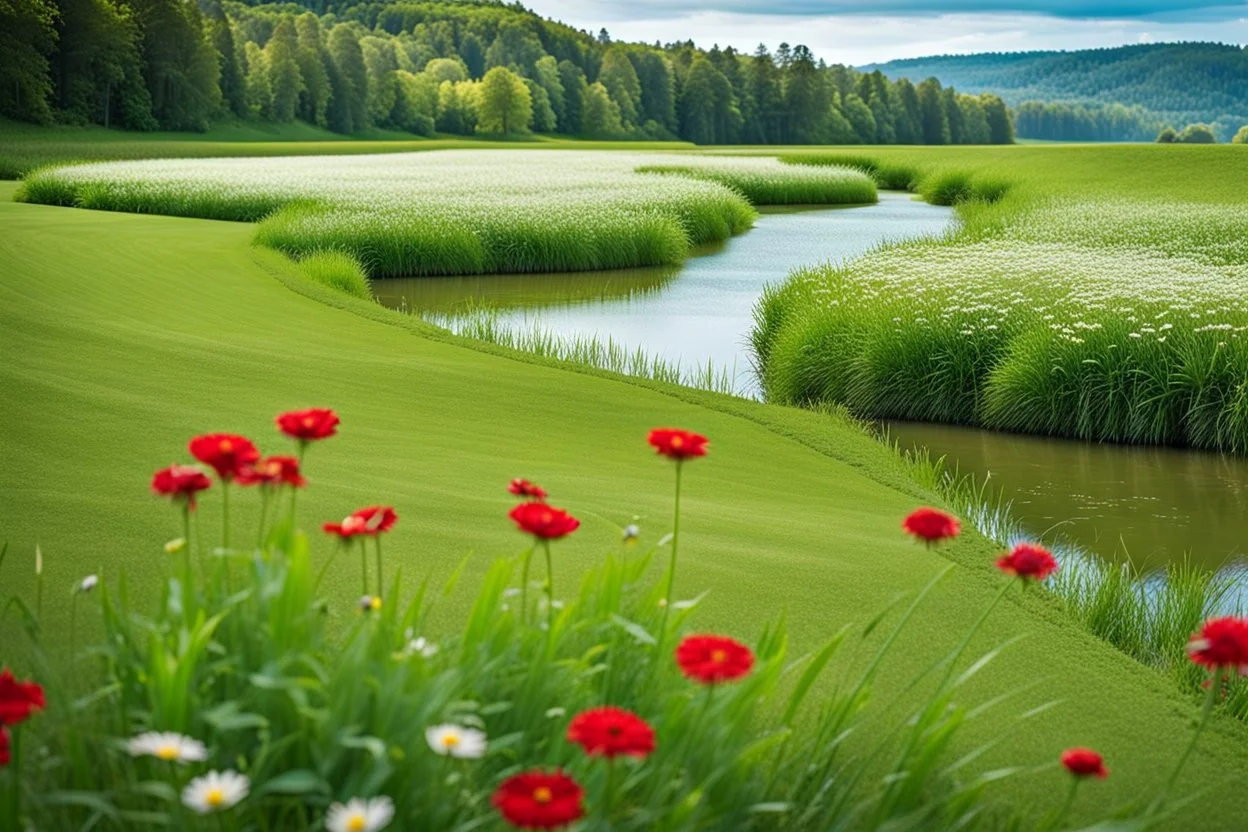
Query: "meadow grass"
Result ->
[[18, 152, 873, 277], [753, 146, 1248, 453], [6, 183, 1248, 824], [297, 251, 373, 300]]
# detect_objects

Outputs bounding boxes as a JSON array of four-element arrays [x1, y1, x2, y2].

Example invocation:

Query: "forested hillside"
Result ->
[[0, 0, 1013, 145], [867, 42, 1248, 141]]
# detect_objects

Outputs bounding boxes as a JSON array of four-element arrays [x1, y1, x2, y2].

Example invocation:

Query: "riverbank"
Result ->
[[5, 176, 1248, 825]]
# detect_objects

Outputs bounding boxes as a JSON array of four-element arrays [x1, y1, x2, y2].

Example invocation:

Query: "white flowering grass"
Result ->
[[18, 151, 874, 278], [755, 201, 1248, 452]]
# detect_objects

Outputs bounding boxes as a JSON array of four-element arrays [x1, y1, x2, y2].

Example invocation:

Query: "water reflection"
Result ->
[[887, 420, 1248, 575]]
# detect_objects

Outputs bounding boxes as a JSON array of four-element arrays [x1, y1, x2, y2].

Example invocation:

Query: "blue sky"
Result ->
[[524, 0, 1248, 64]]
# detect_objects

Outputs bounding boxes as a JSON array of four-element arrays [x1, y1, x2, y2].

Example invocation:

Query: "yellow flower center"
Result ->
[[155, 745, 179, 761], [370, 597, 382, 610], [303, 416, 315, 428], [219, 440, 233, 453], [347, 814, 366, 832], [442, 734, 460, 748], [205, 787, 225, 808], [533, 786, 553, 805], [711, 649, 727, 664], [671, 435, 684, 448]]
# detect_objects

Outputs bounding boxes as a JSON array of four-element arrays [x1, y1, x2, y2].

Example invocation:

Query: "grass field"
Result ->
[[3, 170, 1248, 826], [0, 119, 695, 179], [753, 145, 1248, 453]]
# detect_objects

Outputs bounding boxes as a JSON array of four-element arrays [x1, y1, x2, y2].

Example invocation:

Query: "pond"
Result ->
[[374, 194, 1248, 582]]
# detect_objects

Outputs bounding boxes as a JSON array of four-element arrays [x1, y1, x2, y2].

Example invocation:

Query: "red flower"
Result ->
[[324, 506, 397, 539], [0, 726, 8, 767], [902, 507, 961, 545], [237, 455, 306, 488], [0, 668, 45, 726], [1187, 616, 1248, 670], [188, 433, 260, 481], [647, 428, 708, 461], [508, 478, 548, 502], [151, 464, 213, 508], [276, 408, 340, 442], [675, 635, 754, 684], [566, 706, 656, 759], [509, 503, 580, 540], [995, 543, 1058, 583], [492, 769, 584, 829], [1060, 747, 1108, 779]]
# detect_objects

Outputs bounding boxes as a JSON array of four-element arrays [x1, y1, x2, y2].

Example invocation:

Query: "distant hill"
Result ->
[[864, 42, 1248, 140]]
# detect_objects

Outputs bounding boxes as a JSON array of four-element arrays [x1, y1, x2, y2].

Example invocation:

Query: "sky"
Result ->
[[523, 1, 1248, 65]]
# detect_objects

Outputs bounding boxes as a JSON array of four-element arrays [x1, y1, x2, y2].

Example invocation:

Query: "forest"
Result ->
[[0, 0, 1014, 145], [868, 42, 1248, 142]]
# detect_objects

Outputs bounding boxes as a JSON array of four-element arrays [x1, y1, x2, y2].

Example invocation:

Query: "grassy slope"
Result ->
[[2, 178, 1248, 825], [0, 120, 694, 179]]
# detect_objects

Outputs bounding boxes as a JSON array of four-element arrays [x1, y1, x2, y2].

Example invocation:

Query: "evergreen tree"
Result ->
[[782, 46, 827, 143], [264, 17, 303, 123], [52, 0, 153, 129], [840, 92, 876, 143], [746, 45, 781, 143], [679, 56, 738, 144], [0, 0, 58, 122], [940, 86, 963, 144], [294, 13, 331, 126], [917, 77, 949, 144], [477, 65, 530, 133], [632, 50, 675, 132], [532, 55, 564, 129], [484, 22, 543, 76], [327, 23, 367, 133], [525, 78, 556, 132], [128, 0, 221, 130], [892, 78, 921, 144], [458, 32, 484, 79], [242, 41, 269, 119], [958, 93, 991, 144], [980, 93, 1014, 144], [556, 59, 586, 133], [209, 11, 245, 118]]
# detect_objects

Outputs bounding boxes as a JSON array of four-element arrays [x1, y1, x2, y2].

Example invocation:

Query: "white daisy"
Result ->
[[77, 574, 99, 593], [127, 731, 207, 764], [182, 770, 249, 814], [326, 796, 395, 832], [425, 724, 487, 759]]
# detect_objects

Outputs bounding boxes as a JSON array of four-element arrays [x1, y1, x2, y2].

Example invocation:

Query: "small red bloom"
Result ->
[[1061, 747, 1108, 779], [237, 455, 306, 488], [323, 506, 397, 539], [902, 507, 961, 545], [0, 726, 9, 767], [492, 769, 584, 829], [675, 635, 754, 684], [188, 433, 260, 481], [276, 408, 340, 442], [509, 503, 579, 540], [508, 478, 548, 502], [995, 543, 1059, 583], [647, 428, 708, 461], [0, 668, 45, 726], [1187, 616, 1248, 670], [151, 464, 213, 508], [566, 706, 656, 759]]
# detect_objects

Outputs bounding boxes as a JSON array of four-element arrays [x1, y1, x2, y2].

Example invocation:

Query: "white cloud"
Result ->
[[525, 2, 1248, 64]]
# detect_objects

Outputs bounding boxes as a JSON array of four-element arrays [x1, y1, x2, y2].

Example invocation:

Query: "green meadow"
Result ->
[[3, 138, 1248, 828]]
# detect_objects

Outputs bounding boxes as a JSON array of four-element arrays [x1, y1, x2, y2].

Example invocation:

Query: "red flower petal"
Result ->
[[566, 707, 656, 759], [492, 769, 584, 829], [647, 428, 708, 461], [675, 634, 754, 684]]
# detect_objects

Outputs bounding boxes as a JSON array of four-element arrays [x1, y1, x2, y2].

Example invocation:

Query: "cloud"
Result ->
[[530, 0, 1248, 22], [524, 3, 1248, 65]]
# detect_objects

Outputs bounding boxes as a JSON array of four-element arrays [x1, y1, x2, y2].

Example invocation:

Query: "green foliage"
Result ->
[[0, 0, 58, 123], [297, 250, 372, 299], [1233, 125, 1248, 145], [1176, 123, 1217, 144], [1016, 101, 1163, 142], [1156, 126, 1177, 143], [476, 66, 530, 135], [753, 147, 1248, 453]]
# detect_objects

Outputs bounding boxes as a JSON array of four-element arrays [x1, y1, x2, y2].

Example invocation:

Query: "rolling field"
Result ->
[[3, 168, 1248, 827], [753, 145, 1248, 452]]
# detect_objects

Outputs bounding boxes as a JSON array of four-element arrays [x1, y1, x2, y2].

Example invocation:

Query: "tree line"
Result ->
[[0, 0, 1014, 145]]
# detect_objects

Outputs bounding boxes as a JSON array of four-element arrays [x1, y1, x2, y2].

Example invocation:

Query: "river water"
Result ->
[[374, 194, 1248, 578]]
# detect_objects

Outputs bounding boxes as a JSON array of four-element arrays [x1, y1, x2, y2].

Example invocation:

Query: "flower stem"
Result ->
[[603, 758, 617, 820], [257, 489, 270, 549], [543, 540, 555, 634], [658, 460, 684, 646], [359, 538, 369, 595], [374, 536, 384, 597], [520, 544, 535, 625], [69, 593, 78, 672], [1050, 777, 1080, 831], [221, 480, 231, 550]]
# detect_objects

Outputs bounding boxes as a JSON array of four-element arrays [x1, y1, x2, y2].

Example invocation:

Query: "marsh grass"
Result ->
[[426, 307, 748, 397], [18, 152, 874, 279], [296, 251, 373, 300]]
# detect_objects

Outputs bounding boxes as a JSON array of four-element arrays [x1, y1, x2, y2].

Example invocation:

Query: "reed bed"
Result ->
[[754, 171, 1248, 453], [18, 152, 874, 278]]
